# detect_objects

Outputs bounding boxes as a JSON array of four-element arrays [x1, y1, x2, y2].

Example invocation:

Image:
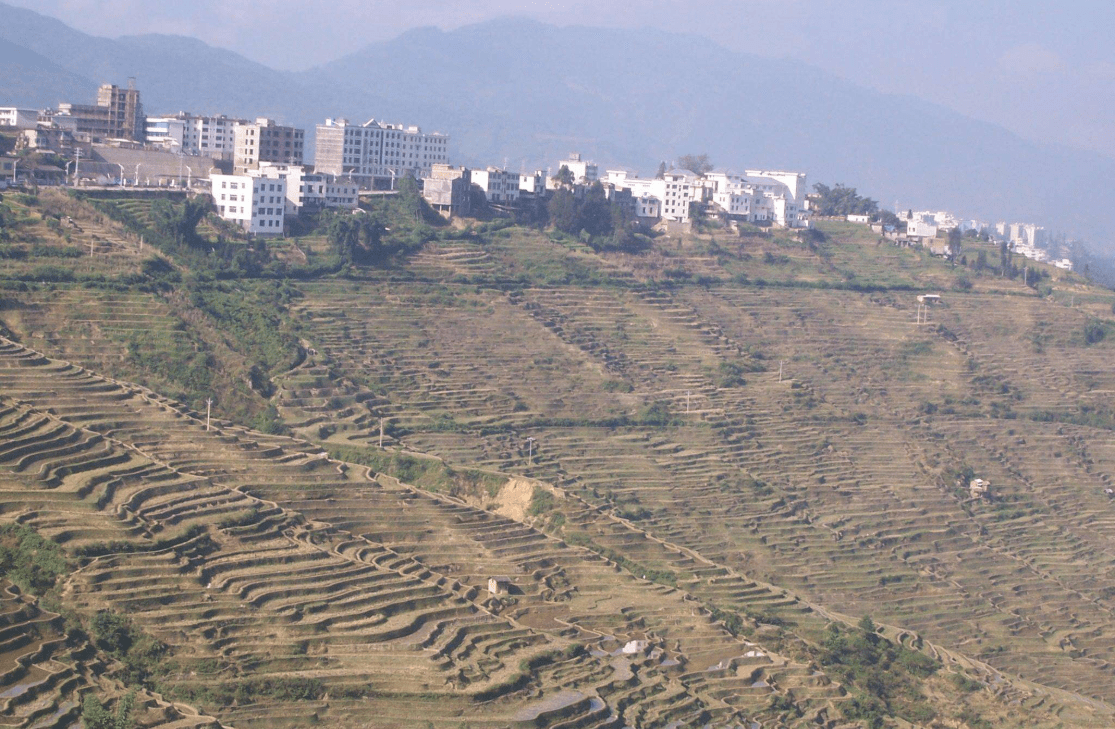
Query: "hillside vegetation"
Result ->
[[0, 188, 1114, 727]]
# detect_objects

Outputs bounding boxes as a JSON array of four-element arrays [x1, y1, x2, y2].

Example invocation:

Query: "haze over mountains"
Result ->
[[0, 1, 1112, 250]]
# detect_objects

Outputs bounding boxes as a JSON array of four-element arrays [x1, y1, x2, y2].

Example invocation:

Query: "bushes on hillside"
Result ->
[[0, 523, 69, 594]]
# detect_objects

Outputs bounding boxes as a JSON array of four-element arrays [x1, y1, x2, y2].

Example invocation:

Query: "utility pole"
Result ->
[[526, 437, 536, 467], [205, 398, 213, 432], [779, 360, 784, 383], [686, 390, 690, 414], [379, 418, 385, 449]]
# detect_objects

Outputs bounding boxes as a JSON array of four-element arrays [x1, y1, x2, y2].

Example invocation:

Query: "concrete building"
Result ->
[[471, 167, 520, 204], [146, 113, 245, 160], [255, 163, 359, 216], [422, 164, 472, 218], [16, 126, 86, 157], [233, 118, 304, 175], [743, 170, 810, 228], [702, 171, 810, 228], [56, 82, 145, 142], [904, 211, 939, 239], [0, 108, 39, 130], [519, 170, 546, 196], [605, 169, 697, 223], [211, 173, 287, 235], [314, 117, 449, 189]]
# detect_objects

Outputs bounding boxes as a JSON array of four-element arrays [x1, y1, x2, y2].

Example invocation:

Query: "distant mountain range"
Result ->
[[0, 2, 1112, 250]]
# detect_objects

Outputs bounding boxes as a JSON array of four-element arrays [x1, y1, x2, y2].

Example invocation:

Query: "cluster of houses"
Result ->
[[849, 208, 1074, 271], [1, 81, 813, 237]]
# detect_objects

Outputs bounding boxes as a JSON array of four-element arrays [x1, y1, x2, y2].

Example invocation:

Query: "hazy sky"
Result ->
[[9, 0, 1115, 159]]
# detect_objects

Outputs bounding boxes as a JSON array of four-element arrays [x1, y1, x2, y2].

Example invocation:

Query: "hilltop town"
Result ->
[[0, 82, 1075, 271]]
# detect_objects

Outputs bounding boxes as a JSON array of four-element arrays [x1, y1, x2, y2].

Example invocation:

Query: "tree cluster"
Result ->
[[547, 182, 646, 253], [150, 196, 211, 247], [676, 154, 714, 175], [812, 183, 879, 217], [325, 210, 386, 264]]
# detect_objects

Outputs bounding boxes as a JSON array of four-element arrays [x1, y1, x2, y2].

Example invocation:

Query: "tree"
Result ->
[[150, 197, 212, 247], [547, 188, 579, 234], [82, 690, 135, 729], [676, 154, 713, 175], [811, 183, 878, 217], [579, 182, 612, 237], [655, 161, 668, 179], [326, 211, 385, 264], [551, 165, 574, 188], [947, 227, 962, 266]]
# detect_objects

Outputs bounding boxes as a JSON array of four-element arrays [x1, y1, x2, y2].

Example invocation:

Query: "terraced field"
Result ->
[[3, 192, 1115, 726]]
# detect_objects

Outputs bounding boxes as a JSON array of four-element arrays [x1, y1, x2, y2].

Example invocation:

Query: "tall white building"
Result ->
[[147, 113, 245, 160], [314, 117, 449, 189], [210, 173, 287, 235]]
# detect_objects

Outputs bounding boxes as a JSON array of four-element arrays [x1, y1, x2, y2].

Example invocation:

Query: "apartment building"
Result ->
[[471, 167, 520, 204], [210, 173, 287, 235], [233, 118, 304, 174], [146, 113, 245, 160], [314, 117, 449, 189], [56, 82, 144, 142], [606, 169, 696, 223], [702, 170, 810, 228], [255, 163, 359, 215]]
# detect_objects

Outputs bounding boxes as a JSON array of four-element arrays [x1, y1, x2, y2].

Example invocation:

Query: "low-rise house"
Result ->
[[969, 479, 990, 499], [488, 576, 512, 595]]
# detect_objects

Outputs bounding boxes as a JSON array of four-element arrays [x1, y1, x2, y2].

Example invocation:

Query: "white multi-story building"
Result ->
[[904, 211, 938, 239], [606, 169, 697, 223], [471, 167, 520, 204], [210, 173, 287, 235], [146, 113, 245, 160], [742, 170, 809, 228], [0, 108, 39, 129], [519, 170, 546, 196], [314, 117, 449, 189], [1010, 223, 1046, 249], [703, 171, 809, 228], [255, 164, 359, 215]]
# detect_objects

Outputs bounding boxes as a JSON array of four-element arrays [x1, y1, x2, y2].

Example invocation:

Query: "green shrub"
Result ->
[[528, 486, 556, 516], [0, 523, 68, 594]]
